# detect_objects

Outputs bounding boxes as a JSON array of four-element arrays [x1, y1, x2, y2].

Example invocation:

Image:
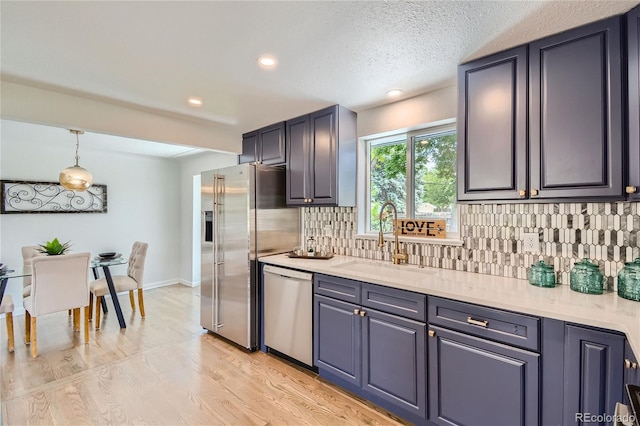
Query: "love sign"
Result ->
[[395, 219, 446, 238]]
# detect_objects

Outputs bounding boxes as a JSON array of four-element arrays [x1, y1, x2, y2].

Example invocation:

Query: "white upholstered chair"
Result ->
[[0, 295, 15, 352], [21, 246, 44, 298], [23, 252, 91, 358], [90, 241, 148, 330], [22, 245, 77, 320]]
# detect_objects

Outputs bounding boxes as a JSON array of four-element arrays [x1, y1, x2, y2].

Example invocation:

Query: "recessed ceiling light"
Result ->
[[258, 55, 277, 68], [188, 97, 204, 107], [387, 89, 403, 97]]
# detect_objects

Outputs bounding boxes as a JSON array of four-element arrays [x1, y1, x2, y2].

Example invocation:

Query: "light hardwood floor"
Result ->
[[1, 285, 408, 425]]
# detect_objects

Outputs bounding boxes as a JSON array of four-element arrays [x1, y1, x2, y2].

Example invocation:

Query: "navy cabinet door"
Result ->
[[428, 325, 540, 426], [628, 5, 640, 200], [529, 17, 623, 200], [457, 46, 528, 201], [309, 106, 338, 205], [624, 340, 640, 406], [563, 325, 625, 425], [239, 131, 257, 164], [314, 294, 361, 387], [285, 115, 310, 205], [259, 122, 286, 165], [361, 308, 426, 424]]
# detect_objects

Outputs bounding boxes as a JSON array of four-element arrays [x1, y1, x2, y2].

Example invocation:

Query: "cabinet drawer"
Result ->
[[428, 296, 540, 351], [362, 283, 426, 322], [314, 274, 361, 304]]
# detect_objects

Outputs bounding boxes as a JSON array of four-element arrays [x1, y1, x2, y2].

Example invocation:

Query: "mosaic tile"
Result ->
[[302, 202, 640, 290]]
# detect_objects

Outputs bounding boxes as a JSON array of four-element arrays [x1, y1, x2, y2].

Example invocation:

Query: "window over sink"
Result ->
[[363, 123, 458, 238]]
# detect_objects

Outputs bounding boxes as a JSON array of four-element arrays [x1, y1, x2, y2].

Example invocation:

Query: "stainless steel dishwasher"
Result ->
[[263, 265, 313, 367]]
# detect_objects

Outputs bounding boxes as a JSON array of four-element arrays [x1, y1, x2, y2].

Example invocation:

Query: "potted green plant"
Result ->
[[38, 238, 71, 255]]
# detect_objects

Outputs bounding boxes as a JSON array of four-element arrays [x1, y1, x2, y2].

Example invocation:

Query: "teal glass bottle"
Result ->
[[617, 258, 640, 302], [528, 260, 556, 287], [570, 259, 604, 295]]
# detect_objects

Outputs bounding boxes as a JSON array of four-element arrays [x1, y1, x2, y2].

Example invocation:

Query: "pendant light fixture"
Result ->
[[59, 129, 93, 191]]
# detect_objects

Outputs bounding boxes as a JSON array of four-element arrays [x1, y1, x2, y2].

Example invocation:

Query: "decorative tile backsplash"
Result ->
[[302, 202, 640, 290]]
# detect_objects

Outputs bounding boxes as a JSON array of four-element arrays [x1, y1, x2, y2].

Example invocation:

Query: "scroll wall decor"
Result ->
[[1, 180, 107, 214]]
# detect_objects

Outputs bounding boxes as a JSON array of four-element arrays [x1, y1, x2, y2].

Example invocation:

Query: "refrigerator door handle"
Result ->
[[213, 174, 225, 331]]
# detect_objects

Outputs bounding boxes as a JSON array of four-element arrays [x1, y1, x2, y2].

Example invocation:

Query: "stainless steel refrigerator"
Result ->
[[200, 163, 299, 350]]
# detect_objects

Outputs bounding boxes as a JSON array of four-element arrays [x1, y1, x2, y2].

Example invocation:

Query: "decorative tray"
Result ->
[[286, 252, 334, 260]]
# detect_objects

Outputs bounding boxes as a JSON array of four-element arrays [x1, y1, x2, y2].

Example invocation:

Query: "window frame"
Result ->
[[361, 122, 461, 244]]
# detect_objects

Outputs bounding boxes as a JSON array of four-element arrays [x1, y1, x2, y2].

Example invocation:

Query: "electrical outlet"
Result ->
[[523, 232, 540, 253]]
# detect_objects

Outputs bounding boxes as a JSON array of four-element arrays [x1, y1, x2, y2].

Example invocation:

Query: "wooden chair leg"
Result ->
[[138, 289, 145, 318], [73, 308, 80, 331], [95, 296, 102, 330], [88, 293, 93, 321], [31, 316, 37, 358], [25, 311, 31, 344], [6, 312, 14, 352], [84, 306, 90, 344], [129, 290, 136, 310]]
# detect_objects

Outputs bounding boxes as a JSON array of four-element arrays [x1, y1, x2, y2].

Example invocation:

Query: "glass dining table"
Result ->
[[0, 255, 129, 329]]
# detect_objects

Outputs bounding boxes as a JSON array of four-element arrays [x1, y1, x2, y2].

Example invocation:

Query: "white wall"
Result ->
[[177, 151, 237, 286], [0, 120, 182, 314], [1, 80, 240, 153], [357, 85, 456, 137]]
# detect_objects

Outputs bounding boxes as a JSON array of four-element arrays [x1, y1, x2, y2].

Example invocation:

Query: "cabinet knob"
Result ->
[[626, 359, 632, 369], [518, 189, 526, 197], [359, 310, 366, 317], [353, 308, 360, 315], [626, 186, 638, 194], [428, 330, 436, 338], [531, 189, 539, 196]]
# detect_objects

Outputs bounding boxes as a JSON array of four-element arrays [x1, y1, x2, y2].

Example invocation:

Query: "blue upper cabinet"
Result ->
[[529, 16, 624, 200], [458, 16, 625, 202], [457, 46, 528, 201], [628, 5, 640, 200], [239, 122, 286, 166], [286, 105, 357, 207], [239, 131, 258, 164]]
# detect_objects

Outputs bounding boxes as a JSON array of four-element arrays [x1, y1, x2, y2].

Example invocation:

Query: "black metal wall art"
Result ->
[[1, 180, 107, 214]]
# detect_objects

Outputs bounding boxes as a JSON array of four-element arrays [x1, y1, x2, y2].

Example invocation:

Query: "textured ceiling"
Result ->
[[1, 0, 638, 148]]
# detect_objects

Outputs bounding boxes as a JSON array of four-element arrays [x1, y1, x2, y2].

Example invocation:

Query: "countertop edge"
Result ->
[[259, 254, 640, 357]]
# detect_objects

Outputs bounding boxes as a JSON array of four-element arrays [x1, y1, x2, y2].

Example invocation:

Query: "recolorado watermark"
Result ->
[[575, 412, 637, 424]]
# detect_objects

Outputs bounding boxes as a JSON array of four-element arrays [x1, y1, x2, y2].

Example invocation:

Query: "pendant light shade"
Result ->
[[59, 129, 93, 191]]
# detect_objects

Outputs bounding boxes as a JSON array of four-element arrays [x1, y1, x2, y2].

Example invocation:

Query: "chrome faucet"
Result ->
[[378, 201, 408, 265]]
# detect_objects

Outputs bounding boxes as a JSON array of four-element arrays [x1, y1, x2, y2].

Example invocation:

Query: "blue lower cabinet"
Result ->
[[563, 325, 625, 426], [624, 340, 640, 406], [314, 280, 428, 425], [314, 294, 361, 387], [362, 308, 427, 424], [428, 325, 540, 426]]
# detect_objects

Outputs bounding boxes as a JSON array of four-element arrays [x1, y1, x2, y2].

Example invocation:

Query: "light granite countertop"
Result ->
[[260, 253, 640, 356]]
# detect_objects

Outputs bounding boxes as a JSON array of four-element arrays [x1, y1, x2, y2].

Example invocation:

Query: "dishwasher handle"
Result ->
[[264, 265, 313, 281]]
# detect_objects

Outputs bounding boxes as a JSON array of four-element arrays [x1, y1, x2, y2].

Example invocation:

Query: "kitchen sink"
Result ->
[[332, 259, 438, 281]]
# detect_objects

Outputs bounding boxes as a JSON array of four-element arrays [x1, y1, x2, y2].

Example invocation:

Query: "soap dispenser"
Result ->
[[306, 236, 315, 257]]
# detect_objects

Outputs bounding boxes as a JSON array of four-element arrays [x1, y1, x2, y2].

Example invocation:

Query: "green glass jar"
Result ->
[[617, 258, 640, 302], [570, 259, 604, 295], [528, 260, 556, 287]]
